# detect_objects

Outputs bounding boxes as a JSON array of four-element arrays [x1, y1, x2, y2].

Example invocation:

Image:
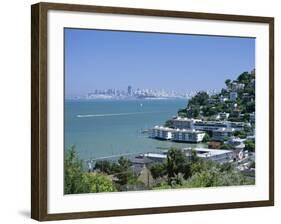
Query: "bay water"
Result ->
[[64, 99, 206, 161]]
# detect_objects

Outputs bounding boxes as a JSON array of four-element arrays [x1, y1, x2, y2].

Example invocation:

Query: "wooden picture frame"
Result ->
[[31, 2, 274, 221]]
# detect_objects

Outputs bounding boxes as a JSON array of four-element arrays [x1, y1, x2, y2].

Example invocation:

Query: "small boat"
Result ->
[[141, 129, 149, 134]]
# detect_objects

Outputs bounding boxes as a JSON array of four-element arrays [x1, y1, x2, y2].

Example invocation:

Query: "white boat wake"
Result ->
[[77, 111, 167, 118]]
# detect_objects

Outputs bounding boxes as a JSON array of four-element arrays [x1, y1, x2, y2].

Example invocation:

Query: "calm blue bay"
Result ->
[[64, 99, 205, 161]]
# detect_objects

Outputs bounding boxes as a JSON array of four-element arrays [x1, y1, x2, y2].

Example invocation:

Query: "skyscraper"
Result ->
[[128, 85, 132, 96]]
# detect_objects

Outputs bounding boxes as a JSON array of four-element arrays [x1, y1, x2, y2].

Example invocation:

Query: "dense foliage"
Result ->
[[65, 146, 254, 194], [202, 133, 210, 143], [234, 130, 247, 139], [244, 140, 255, 152], [94, 156, 139, 191], [82, 173, 117, 193], [64, 145, 85, 194], [64, 146, 116, 194], [150, 148, 254, 190]]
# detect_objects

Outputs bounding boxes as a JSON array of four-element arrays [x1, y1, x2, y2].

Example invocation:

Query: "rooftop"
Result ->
[[174, 117, 201, 122], [143, 153, 167, 159], [183, 147, 232, 157], [152, 126, 204, 133], [174, 128, 204, 133], [153, 126, 174, 131], [132, 157, 154, 164]]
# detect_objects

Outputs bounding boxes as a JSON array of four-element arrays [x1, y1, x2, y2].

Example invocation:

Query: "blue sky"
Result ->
[[64, 28, 255, 96]]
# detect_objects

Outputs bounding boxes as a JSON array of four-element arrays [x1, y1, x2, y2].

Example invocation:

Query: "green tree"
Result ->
[[113, 157, 136, 188], [177, 108, 188, 117], [202, 133, 210, 143], [94, 160, 113, 174], [250, 161, 255, 168], [166, 148, 188, 185], [184, 167, 254, 188], [190, 149, 199, 163], [237, 72, 250, 83], [187, 106, 200, 118], [164, 119, 173, 128], [118, 156, 131, 169], [114, 170, 137, 190], [234, 130, 247, 139], [82, 173, 116, 193], [219, 162, 233, 172], [225, 79, 231, 88], [245, 101, 255, 113], [149, 162, 167, 179], [65, 146, 117, 194], [243, 113, 250, 123], [192, 107, 200, 118], [188, 91, 209, 106], [186, 168, 220, 187], [191, 159, 213, 175], [182, 163, 192, 180], [64, 146, 84, 194], [244, 140, 255, 152]]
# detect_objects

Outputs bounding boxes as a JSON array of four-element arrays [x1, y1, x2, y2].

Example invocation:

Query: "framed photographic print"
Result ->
[[31, 2, 274, 221]]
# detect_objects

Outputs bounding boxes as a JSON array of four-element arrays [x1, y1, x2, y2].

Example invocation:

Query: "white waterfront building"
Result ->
[[170, 117, 199, 129], [149, 126, 173, 140], [172, 129, 205, 143], [169, 117, 246, 132], [150, 117, 248, 143], [149, 126, 205, 143]]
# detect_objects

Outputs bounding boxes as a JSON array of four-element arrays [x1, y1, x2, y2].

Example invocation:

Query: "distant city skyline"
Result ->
[[82, 85, 219, 100], [65, 28, 255, 97]]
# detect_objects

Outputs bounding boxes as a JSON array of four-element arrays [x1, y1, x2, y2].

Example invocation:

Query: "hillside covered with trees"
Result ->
[[178, 70, 255, 123]]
